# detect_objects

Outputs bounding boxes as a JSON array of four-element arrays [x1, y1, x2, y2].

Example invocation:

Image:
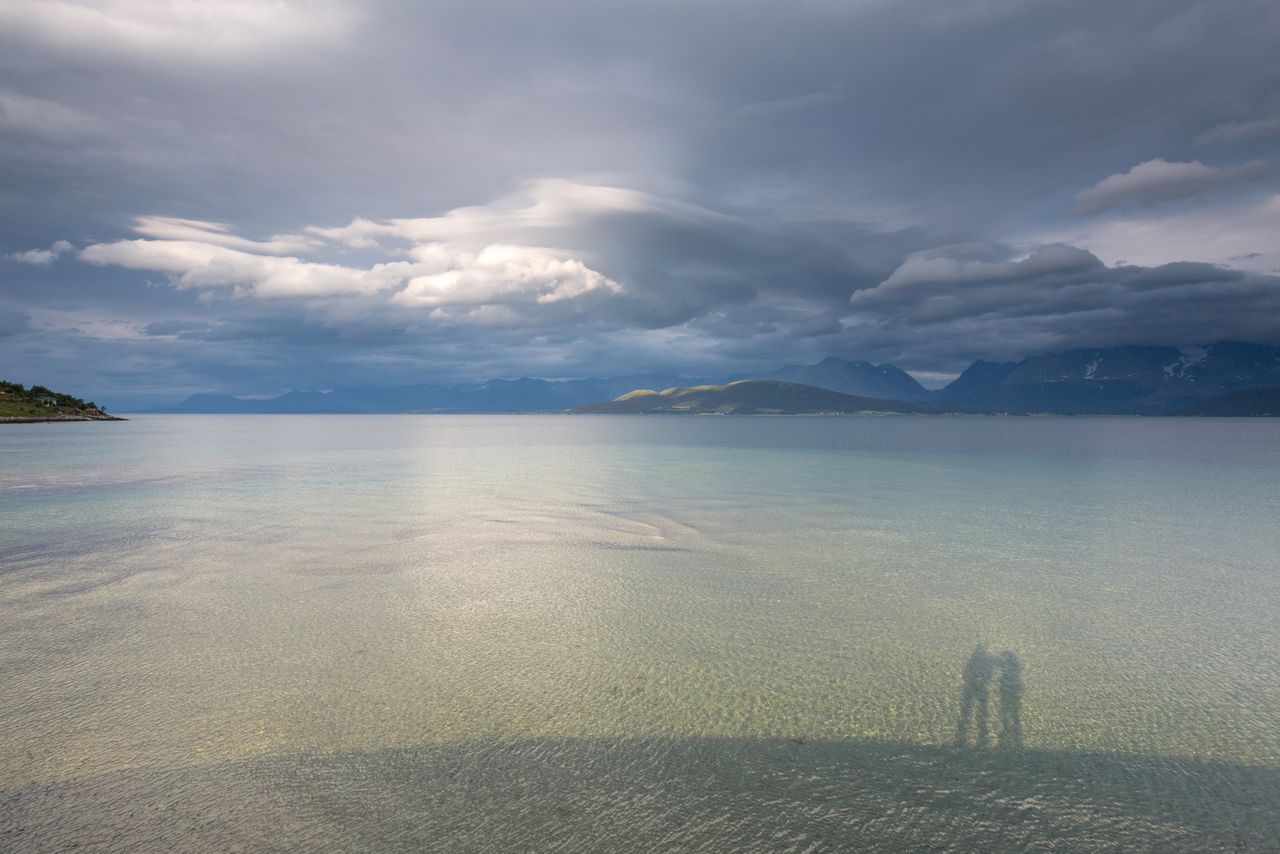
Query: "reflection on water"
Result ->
[[998, 651, 1024, 750], [956, 643, 996, 748], [956, 645, 1024, 750], [2, 414, 1279, 850]]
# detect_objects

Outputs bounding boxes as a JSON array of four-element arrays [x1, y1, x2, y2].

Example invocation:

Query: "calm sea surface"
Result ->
[[2, 414, 1278, 851]]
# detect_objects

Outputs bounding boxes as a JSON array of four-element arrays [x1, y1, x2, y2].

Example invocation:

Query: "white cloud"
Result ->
[[0, 0, 351, 61], [306, 217, 386, 249], [131, 216, 318, 255], [1073, 158, 1271, 214], [9, 240, 74, 265], [1030, 192, 1280, 274], [906, 369, 960, 389], [32, 312, 152, 341], [392, 244, 622, 309], [79, 239, 408, 298], [309, 178, 732, 248], [73, 196, 627, 312], [1193, 116, 1280, 147]]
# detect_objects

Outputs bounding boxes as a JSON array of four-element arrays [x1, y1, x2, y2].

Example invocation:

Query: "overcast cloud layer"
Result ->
[[2, 0, 1279, 406]]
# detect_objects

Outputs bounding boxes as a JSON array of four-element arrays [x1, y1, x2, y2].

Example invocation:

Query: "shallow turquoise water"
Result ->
[[2, 415, 1278, 850]]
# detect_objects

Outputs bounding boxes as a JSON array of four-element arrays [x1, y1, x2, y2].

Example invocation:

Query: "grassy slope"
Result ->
[[0, 398, 64, 419], [0, 380, 121, 421]]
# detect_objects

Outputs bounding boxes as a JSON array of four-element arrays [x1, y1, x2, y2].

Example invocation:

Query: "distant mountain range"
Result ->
[[1174, 387, 1280, 417], [166, 340, 1280, 416], [172, 374, 703, 414], [934, 341, 1280, 414], [572, 381, 960, 415], [751, 358, 931, 401]]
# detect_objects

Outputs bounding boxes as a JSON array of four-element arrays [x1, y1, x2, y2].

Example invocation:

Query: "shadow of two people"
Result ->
[[956, 643, 1023, 749]]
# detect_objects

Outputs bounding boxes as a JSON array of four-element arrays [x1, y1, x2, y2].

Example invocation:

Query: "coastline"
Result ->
[[1, 414, 127, 424]]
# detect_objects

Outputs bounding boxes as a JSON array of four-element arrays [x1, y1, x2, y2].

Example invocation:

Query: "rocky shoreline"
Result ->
[[1, 413, 127, 424]]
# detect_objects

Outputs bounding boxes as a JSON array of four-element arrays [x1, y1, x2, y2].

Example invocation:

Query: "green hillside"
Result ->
[[0, 381, 122, 422]]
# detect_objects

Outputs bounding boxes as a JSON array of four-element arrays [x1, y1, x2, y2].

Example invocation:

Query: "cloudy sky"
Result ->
[[2, 0, 1279, 406]]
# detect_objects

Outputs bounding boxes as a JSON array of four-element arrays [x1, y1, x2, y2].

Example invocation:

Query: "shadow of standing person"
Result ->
[[997, 651, 1024, 750], [955, 643, 995, 748]]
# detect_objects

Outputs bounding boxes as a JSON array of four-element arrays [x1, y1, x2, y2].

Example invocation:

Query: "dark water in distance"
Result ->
[[2, 415, 1278, 851]]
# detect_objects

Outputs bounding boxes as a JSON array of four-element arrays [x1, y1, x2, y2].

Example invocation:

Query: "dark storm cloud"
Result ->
[[0, 309, 31, 337], [2, 0, 1280, 404], [845, 245, 1280, 367]]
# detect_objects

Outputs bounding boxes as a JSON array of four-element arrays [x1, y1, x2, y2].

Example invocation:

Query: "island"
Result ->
[[0, 381, 124, 423], [571, 380, 984, 415]]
